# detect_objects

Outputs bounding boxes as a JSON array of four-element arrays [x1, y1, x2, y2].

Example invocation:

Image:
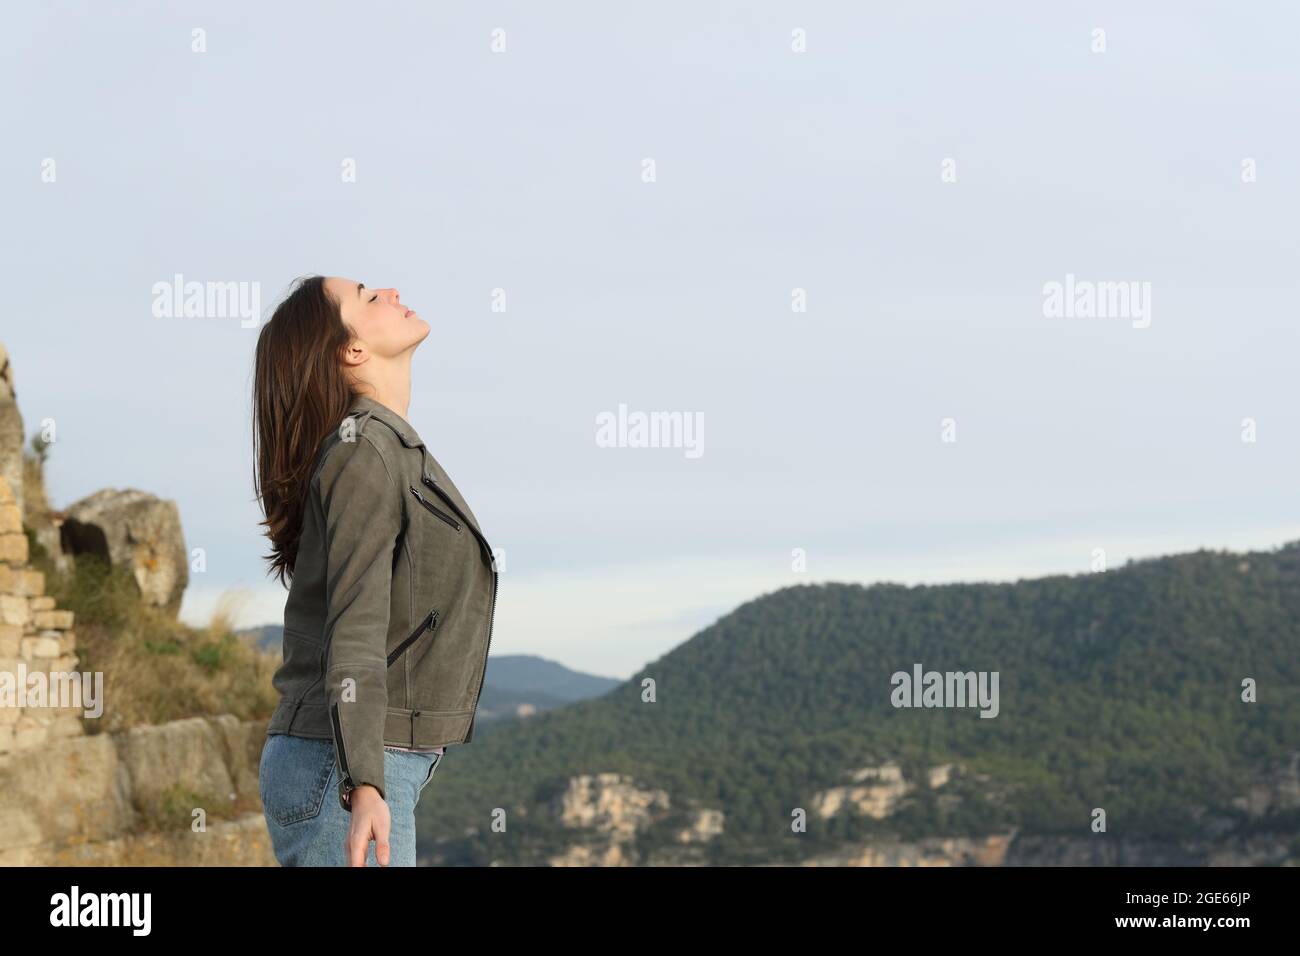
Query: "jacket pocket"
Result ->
[[387, 608, 439, 668], [408, 485, 461, 532]]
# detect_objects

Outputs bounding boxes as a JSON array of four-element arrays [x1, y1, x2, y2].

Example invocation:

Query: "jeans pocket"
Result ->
[[262, 734, 335, 827]]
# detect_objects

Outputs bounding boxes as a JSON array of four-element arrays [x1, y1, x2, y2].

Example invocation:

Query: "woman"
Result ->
[[252, 275, 499, 867]]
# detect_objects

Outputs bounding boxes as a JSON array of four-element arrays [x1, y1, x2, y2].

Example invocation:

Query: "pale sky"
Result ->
[[3, 2, 1297, 679]]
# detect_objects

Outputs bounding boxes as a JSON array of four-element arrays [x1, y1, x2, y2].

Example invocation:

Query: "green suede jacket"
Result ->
[[265, 394, 498, 811]]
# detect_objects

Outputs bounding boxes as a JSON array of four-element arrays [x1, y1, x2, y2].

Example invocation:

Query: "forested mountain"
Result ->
[[416, 543, 1300, 866], [466, 655, 623, 724]]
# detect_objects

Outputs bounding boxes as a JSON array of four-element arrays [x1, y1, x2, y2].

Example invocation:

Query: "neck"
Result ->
[[352, 356, 413, 421]]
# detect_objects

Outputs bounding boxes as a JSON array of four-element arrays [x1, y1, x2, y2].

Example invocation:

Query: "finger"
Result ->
[[375, 816, 391, 866], [347, 826, 371, 867]]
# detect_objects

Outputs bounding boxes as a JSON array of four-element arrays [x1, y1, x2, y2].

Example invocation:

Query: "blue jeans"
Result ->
[[258, 732, 442, 867]]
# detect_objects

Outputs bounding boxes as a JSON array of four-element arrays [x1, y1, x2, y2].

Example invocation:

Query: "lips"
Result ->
[[404, 308, 414, 317]]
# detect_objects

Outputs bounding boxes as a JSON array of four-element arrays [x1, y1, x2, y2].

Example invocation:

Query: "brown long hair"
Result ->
[[253, 275, 356, 586]]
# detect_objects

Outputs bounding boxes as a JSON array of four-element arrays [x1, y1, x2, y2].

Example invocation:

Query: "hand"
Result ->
[[343, 785, 391, 866]]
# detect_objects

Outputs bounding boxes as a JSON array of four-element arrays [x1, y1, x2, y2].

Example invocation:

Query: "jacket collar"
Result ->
[[347, 394, 493, 553], [346, 394, 426, 449]]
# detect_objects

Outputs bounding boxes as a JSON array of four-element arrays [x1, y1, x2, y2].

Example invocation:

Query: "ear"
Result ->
[[342, 339, 368, 368]]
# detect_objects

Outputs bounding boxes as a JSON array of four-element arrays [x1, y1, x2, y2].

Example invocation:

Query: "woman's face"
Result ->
[[324, 276, 429, 361]]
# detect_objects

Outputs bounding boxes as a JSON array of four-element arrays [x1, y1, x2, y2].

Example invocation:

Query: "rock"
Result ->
[[0, 812, 276, 866], [549, 842, 634, 867], [555, 772, 671, 840], [928, 763, 956, 789], [542, 772, 674, 865], [812, 761, 912, 819], [59, 488, 188, 613], [810, 761, 965, 821], [0, 715, 272, 865], [0, 344, 22, 524], [0, 731, 134, 851], [676, 807, 725, 843], [115, 717, 242, 817], [796, 833, 1018, 867]]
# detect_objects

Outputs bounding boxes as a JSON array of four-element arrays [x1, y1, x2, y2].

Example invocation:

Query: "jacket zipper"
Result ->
[[329, 700, 353, 802], [408, 485, 461, 531], [470, 569, 498, 715], [418, 472, 497, 718], [388, 608, 438, 667]]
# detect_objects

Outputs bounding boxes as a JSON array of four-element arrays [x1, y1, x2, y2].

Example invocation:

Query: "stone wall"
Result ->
[[0, 475, 83, 754], [0, 340, 81, 755], [0, 714, 274, 865], [0, 345, 22, 524]]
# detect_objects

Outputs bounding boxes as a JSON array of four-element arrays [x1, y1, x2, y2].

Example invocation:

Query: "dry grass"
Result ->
[[27, 531, 281, 735]]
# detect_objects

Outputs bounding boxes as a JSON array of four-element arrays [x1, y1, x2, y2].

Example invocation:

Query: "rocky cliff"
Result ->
[[465, 756, 1300, 867], [0, 342, 273, 866]]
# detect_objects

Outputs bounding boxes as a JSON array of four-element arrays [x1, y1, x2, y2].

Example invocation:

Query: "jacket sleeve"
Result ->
[[318, 431, 402, 812]]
